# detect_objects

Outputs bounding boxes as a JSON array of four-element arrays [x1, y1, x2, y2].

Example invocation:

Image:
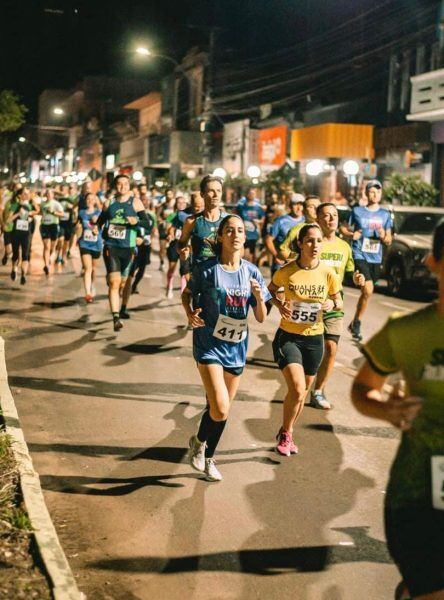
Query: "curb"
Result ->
[[0, 337, 81, 600]]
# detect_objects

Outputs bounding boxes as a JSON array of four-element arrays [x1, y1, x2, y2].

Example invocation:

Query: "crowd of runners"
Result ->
[[0, 173, 443, 599]]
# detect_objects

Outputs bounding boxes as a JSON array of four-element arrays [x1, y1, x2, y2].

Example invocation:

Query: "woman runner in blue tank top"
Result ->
[[182, 214, 271, 482], [76, 192, 102, 303]]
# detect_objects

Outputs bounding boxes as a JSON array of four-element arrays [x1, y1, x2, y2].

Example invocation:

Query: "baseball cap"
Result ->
[[365, 179, 382, 192], [290, 193, 305, 204]]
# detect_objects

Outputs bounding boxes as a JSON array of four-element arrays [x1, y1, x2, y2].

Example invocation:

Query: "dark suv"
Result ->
[[382, 206, 444, 296]]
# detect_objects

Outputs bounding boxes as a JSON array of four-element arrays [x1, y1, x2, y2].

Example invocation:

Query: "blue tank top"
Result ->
[[79, 209, 103, 252], [191, 211, 227, 265], [104, 197, 138, 249], [188, 258, 271, 368]]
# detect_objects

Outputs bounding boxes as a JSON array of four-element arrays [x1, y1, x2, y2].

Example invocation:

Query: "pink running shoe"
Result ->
[[276, 429, 298, 456]]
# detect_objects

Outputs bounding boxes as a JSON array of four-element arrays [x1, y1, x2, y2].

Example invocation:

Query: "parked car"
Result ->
[[382, 205, 444, 296]]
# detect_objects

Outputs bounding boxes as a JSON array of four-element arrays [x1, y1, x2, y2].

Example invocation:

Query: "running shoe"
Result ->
[[310, 391, 332, 410], [119, 309, 130, 319], [158, 262, 164, 271], [67, 250, 71, 258], [1, 254, 7, 266], [188, 435, 206, 472], [85, 294, 93, 303], [166, 288, 174, 299], [113, 317, 123, 332], [10, 270, 16, 281], [43, 266, 49, 276], [276, 429, 297, 456], [20, 274, 26, 285], [55, 256, 62, 264], [348, 319, 363, 341], [204, 458, 222, 482]]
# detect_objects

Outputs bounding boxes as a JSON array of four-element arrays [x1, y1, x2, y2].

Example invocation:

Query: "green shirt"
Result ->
[[2, 200, 17, 232], [363, 304, 444, 508]]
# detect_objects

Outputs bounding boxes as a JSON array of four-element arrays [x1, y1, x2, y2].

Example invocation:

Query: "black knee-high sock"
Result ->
[[196, 408, 227, 458], [205, 419, 227, 458]]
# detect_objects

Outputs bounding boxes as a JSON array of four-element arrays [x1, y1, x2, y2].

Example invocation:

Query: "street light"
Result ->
[[136, 47, 151, 57], [247, 165, 261, 178], [306, 160, 325, 176], [53, 107, 64, 116], [343, 160, 360, 176], [18, 137, 26, 143], [213, 167, 226, 179]]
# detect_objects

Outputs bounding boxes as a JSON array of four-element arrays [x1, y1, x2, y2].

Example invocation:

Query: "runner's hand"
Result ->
[[277, 299, 292, 319], [180, 246, 190, 260], [353, 270, 365, 287], [386, 380, 423, 431], [275, 257, 285, 266], [321, 299, 335, 311], [188, 308, 204, 328], [250, 278, 263, 301], [352, 230, 362, 241]]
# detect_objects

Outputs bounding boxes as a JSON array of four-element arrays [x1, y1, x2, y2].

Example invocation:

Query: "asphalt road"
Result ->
[[0, 239, 431, 600]]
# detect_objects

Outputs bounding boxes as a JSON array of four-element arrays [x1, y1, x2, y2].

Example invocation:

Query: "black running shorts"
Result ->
[[272, 329, 324, 375], [103, 245, 134, 277]]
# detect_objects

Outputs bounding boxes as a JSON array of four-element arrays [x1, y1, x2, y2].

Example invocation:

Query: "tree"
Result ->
[[383, 173, 438, 207], [0, 90, 27, 133]]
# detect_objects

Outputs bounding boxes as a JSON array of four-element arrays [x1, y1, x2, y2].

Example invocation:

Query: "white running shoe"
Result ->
[[188, 435, 206, 472], [166, 288, 174, 299], [204, 458, 222, 482]]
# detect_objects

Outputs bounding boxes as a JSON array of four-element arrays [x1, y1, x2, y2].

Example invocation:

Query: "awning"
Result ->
[[291, 123, 374, 161]]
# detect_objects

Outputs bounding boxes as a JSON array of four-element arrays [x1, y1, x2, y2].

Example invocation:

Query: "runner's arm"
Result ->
[[352, 362, 422, 430], [178, 216, 195, 250]]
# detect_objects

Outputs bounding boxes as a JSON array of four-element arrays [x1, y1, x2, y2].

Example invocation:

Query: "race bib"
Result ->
[[60, 211, 70, 221], [83, 229, 98, 243], [431, 456, 444, 510], [213, 314, 247, 343], [16, 219, 29, 231], [175, 228, 182, 240], [244, 221, 256, 233], [362, 237, 381, 254], [287, 301, 321, 324], [42, 214, 53, 225], [108, 224, 126, 240]]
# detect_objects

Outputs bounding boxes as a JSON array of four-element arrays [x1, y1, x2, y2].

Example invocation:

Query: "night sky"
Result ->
[[1, 0, 439, 121]]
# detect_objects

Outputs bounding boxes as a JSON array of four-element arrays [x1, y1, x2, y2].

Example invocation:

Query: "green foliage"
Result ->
[[0, 90, 27, 133], [384, 173, 439, 207], [263, 168, 304, 197]]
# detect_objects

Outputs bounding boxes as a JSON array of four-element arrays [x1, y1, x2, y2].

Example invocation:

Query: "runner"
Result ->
[[7, 187, 39, 284], [56, 185, 76, 264], [264, 194, 305, 274], [278, 195, 320, 261], [343, 179, 392, 341], [130, 191, 157, 295], [235, 187, 265, 264], [1, 183, 19, 266], [76, 192, 102, 302], [268, 223, 342, 455], [157, 188, 175, 271], [178, 175, 227, 269], [165, 195, 189, 298], [310, 202, 364, 409], [351, 218, 444, 600], [183, 214, 270, 481], [95, 174, 149, 331], [40, 188, 65, 275]]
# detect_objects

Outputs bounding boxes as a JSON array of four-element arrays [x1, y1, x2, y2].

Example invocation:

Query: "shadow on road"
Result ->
[[87, 525, 390, 574]]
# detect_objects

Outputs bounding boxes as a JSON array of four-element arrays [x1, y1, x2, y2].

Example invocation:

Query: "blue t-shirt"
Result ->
[[78, 209, 103, 253], [237, 203, 265, 241], [188, 258, 272, 368], [271, 214, 304, 246], [349, 205, 392, 264]]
